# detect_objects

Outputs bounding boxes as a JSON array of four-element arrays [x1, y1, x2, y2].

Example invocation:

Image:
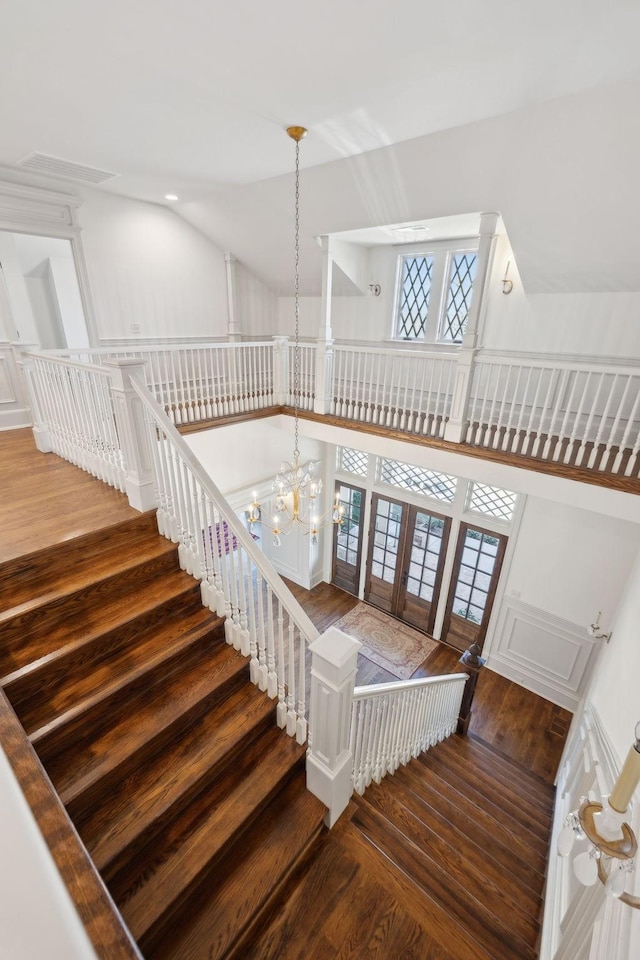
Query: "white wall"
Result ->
[[235, 261, 277, 339], [77, 190, 230, 343], [503, 498, 640, 627], [587, 542, 640, 760], [0, 233, 38, 343], [183, 416, 323, 498]]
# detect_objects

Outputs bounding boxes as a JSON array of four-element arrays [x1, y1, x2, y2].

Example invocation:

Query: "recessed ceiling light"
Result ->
[[165, 193, 179, 201]]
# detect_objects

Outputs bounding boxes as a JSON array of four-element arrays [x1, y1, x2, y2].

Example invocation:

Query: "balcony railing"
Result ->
[[34, 339, 640, 478]]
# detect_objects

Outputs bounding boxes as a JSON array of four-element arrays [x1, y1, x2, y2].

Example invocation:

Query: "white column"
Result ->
[[314, 236, 334, 414], [106, 359, 157, 512], [225, 252, 241, 342], [272, 336, 290, 405], [306, 626, 362, 828], [444, 211, 498, 443]]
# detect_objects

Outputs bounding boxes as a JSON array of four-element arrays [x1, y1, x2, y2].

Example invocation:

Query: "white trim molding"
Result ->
[[541, 703, 639, 960], [0, 177, 98, 347], [487, 598, 599, 711]]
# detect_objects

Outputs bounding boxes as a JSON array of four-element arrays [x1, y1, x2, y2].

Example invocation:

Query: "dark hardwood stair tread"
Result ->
[[43, 640, 247, 810], [117, 728, 306, 945], [361, 781, 541, 941], [372, 771, 544, 916], [418, 750, 551, 849], [441, 734, 555, 806], [352, 800, 538, 960], [392, 762, 548, 881], [430, 739, 553, 833], [0, 534, 177, 620], [0, 548, 182, 651], [0, 512, 158, 611], [462, 733, 556, 804], [27, 618, 223, 748], [149, 772, 326, 960], [81, 682, 277, 876], [0, 571, 202, 676], [246, 810, 497, 960]]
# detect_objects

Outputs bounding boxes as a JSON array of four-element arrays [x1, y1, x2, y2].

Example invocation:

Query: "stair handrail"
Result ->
[[350, 672, 468, 795], [129, 373, 319, 744]]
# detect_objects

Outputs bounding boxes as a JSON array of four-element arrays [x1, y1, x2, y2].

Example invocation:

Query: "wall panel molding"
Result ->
[[487, 597, 599, 711]]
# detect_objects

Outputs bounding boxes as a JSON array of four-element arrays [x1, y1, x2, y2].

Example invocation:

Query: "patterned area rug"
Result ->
[[332, 602, 437, 680]]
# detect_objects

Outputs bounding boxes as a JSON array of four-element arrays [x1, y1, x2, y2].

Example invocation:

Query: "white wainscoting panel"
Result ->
[[0, 355, 16, 403], [0, 345, 31, 429], [488, 598, 599, 711], [540, 703, 639, 960]]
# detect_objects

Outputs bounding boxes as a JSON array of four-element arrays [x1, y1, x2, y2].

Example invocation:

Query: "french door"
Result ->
[[441, 523, 507, 652], [364, 494, 450, 636], [332, 482, 365, 596]]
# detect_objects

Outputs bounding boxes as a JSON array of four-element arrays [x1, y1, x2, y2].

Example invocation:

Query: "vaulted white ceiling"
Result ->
[[2, 0, 640, 295]]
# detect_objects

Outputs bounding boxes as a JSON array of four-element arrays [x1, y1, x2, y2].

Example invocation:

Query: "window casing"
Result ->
[[393, 242, 478, 344]]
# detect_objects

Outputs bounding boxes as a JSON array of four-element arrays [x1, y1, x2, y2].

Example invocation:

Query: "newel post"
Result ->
[[457, 641, 486, 735], [272, 336, 290, 405], [307, 627, 362, 828], [107, 359, 157, 512], [444, 211, 498, 444]]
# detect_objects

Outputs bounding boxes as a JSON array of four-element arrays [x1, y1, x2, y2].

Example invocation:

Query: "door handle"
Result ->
[[401, 571, 408, 586]]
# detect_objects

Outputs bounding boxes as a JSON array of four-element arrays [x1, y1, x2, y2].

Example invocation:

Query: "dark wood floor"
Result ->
[[0, 428, 138, 563]]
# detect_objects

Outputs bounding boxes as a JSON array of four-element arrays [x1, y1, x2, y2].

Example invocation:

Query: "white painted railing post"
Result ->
[[313, 338, 334, 414], [444, 211, 498, 443], [107, 359, 157, 512], [224, 252, 241, 342], [272, 336, 290, 405], [19, 353, 52, 453], [307, 627, 362, 828]]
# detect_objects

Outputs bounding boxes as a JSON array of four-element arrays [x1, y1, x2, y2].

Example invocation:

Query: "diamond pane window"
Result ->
[[397, 255, 434, 340], [440, 253, 477, 343], [336, 446, 368, 477], [467, 482, 517, 522], [378, 458, 457, 502]]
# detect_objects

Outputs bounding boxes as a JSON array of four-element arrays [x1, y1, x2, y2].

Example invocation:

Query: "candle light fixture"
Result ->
[[247, 126, 344, 547], [558, 721, 640, 907]]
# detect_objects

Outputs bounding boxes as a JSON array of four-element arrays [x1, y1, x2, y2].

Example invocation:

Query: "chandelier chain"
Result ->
[[293, 137, 300, 459]]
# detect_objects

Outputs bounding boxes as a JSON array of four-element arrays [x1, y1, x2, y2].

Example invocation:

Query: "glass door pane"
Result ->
[[442, 524, 507, 652], [332, 483, 365, 595], [398, 507, 450, 635], [364, 495, 406, 614]]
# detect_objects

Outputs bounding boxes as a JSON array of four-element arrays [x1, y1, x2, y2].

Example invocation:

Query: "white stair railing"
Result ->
[[306, 628, 468, 825], [129, 375, 319, 744], [350, 673, 467, 794], [24, 352, 127, 493]]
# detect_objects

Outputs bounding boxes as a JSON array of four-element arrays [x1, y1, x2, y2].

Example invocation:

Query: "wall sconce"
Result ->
[[502, 260, 513, 295], [558, 722, 640, 907], [588, 610, 612, 643], [368, 281, 381, 297]]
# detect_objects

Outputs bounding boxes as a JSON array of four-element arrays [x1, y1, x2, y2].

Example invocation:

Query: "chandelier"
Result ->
[[248, 125, 343, 547]]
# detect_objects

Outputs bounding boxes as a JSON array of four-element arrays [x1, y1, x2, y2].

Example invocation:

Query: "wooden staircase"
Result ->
[[0, 512, 326, 959], [247, 729, 555, 959]]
